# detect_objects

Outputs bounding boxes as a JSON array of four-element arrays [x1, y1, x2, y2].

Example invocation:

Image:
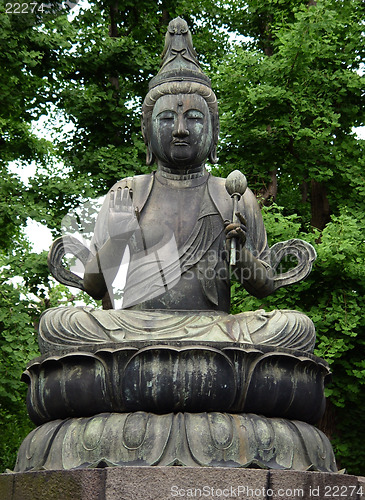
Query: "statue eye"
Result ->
[[158, 111, 175, 121], [185, 110, 204, 120]]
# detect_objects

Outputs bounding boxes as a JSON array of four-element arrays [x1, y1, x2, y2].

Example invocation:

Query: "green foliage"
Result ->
[[212, 0, 364, 215], [0, 265, 40, 472]]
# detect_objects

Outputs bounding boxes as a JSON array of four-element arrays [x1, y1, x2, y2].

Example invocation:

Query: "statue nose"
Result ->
[[173, 115, 189, 138]]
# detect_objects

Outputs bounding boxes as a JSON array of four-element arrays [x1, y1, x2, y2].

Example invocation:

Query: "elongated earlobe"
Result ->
[[209, 145, 218, 164], [209, 116, 219, 164], [141, 115, 155, 166], [146, 145, 155, 166]]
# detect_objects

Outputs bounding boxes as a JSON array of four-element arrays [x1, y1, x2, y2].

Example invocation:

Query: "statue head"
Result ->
[[141, 17, 219, 169]]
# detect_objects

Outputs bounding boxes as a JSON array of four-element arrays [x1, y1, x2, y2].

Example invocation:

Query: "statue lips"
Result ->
[[172, 138, 190, 150], [170, 137, 193, 164], [171, 139, 190, 161], [172, 140, 189, 146]]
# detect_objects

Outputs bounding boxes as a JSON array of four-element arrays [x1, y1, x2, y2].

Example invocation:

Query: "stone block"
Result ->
[[104, 467, 269, 499], [0, 473, 14, 500], [1, 469, 105, 500], [1, 467, 364, 500]]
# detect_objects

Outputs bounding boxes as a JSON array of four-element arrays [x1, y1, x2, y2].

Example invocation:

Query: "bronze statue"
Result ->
[[40, 17, 316, 354], [15, 18, 337, 473]]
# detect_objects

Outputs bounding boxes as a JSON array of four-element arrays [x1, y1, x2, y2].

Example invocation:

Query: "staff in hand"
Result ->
[[225, 170, 248, 266]]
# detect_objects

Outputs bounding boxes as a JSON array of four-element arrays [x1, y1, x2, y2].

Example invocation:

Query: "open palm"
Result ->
[[108, 187, 139, 241]]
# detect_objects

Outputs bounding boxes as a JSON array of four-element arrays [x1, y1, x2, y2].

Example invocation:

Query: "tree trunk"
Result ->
[[109, 1, 119, 38], [109, 0, 119, 92], [310, 179, 331, 230], [300, 180, 308, 203], [161, 9, 170, 26], [259, 168, 278, 207]]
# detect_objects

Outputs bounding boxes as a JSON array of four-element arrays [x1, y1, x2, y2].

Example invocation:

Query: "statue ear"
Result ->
[[208, 114, 219, 164], [141, 114, 155, 166], [146, 144, 155, 166], [208, 145, 218, 164]]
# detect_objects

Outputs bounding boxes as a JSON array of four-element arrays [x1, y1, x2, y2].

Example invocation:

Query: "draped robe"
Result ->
[[39, 170, 315, 354]]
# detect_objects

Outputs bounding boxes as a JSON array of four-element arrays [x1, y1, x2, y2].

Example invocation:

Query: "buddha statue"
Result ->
[[39, 18, 315, 353], [40, 16, 316, 355], [15, 17, 337, 474]]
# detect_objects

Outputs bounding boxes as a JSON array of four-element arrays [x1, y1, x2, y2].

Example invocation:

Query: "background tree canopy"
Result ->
[[0, 0, 364, 474]]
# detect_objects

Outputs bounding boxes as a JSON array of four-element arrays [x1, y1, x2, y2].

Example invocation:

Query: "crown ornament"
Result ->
[[148, 17, 212, 91]]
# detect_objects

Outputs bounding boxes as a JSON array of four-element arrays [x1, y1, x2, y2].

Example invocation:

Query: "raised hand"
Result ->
[[108, 187, 139, 241]]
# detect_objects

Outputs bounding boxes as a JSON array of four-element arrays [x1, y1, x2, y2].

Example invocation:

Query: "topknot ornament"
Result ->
[[148, 17, 212, 90]]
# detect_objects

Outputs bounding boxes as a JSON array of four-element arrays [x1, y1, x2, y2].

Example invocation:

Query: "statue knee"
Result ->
[[38, 306, 111, 354]]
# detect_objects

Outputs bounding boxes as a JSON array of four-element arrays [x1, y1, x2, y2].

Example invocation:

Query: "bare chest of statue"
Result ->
[[126, 171, 230, 312], [138, 173, 208, 249]]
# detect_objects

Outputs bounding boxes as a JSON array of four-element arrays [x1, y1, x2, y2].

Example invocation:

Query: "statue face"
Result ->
[[150, 94, 213, 168]]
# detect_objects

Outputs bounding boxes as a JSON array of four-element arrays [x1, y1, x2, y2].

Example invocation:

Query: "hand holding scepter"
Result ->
[[225, 170, 248, 266]]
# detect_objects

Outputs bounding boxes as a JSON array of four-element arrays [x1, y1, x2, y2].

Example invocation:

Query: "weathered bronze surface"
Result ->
[[15, 17, 337, 473], [15, 412, 337, 472], [24, 342, 329, 426], [44, 17, 317, 350]]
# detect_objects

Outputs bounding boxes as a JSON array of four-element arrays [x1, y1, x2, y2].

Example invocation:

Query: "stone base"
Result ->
[[1, 468, 364, 500]]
